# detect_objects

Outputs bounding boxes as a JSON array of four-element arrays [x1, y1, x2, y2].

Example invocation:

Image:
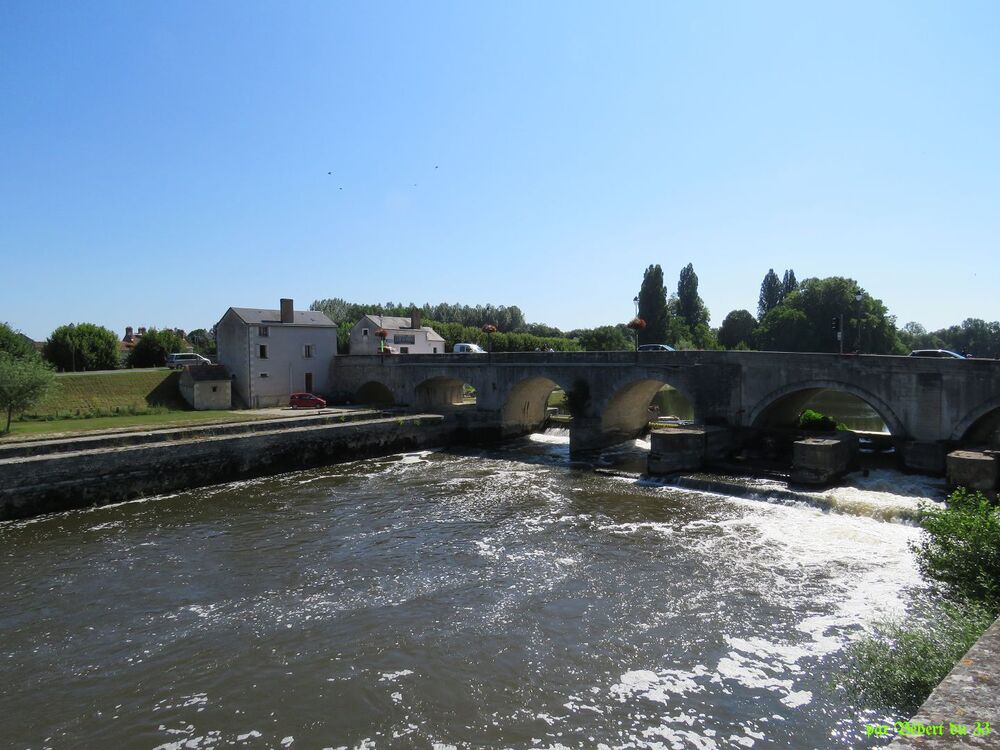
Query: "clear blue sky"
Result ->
[[2, 1, 998, 341]]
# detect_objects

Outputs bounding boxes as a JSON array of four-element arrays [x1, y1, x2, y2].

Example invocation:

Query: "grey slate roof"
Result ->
[[228, 307, 337, 327], [364, 315, 445, 342], [182, 364, 231, 381]]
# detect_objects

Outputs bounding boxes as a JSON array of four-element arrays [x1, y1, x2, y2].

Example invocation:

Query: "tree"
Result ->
[[899, 322, 944, 352], [572, 325, 633, 351], [128, 329, 186, 368], [718, 310, 757, 349], [43, 323, 121, 372], [0, 353, 56, 433], [637, 265, 670, 345], [187, 328, 217, 357], [758, 269, 783, 319], [755, 306, 812, 351], [0, 322, 38, 361], [934, 318, 1000, 359], [676, 263, 709, 331], [755, 277, 906, 354], [781, 269, 798, 300]]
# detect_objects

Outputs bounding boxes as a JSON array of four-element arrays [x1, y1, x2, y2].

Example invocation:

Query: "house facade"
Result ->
[[216, 299, 338, 408], [349, 312, 444, 355]]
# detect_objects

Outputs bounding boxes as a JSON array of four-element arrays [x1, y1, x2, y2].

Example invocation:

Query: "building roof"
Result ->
[[362, 315, 445, 342], [181, 364, 231, 382], [227, 307, 337, 327]]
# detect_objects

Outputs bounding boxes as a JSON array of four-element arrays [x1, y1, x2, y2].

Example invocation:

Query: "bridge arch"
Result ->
[[355, 380, 396, 407], [500, 375, 571, 437], [414, 376, 477, 410], [748, 380, 906, 435], [951, 397, 1000, 443], [599, 375, 698, 443]]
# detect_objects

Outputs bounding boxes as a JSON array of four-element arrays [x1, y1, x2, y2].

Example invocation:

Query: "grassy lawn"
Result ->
[[547, 388, 566, 411], [5, 409, 270, 438], [24, 368, 186, 419]]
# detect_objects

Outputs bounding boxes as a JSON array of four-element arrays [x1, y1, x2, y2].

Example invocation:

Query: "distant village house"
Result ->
[[216, 299, 337, 408], [349, 311, 444, 354]]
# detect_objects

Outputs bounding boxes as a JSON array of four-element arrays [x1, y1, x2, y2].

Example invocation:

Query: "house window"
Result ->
[[211, 386, 218, 392], [259, 326, 269, 337], [259, 344, 268, 359], [400, 346, 409, 354], [362, 328, 369, 337], [303, 344, 314, 358], [393, 334, 415, 345], [260, 373, 269, 378], [433, 347, 438, 353]]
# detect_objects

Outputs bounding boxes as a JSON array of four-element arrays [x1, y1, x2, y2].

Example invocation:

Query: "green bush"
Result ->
[[797, 409, 847, 432], [914, 488, 1000, 609], [840, 488, 1000, 712], [841, 602, 994, 715]]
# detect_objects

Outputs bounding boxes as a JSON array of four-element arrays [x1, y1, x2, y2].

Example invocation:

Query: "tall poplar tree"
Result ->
[[781, 269, 798, 300], [758, 269, 783, 319], [676, 263, 708, 330], [637, 264, 669, 345]]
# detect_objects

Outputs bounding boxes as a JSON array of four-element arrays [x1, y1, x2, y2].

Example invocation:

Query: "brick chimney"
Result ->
[[124, 326, 133, 340], [410, 307, 422, 330], [280, 298, 294, 324]]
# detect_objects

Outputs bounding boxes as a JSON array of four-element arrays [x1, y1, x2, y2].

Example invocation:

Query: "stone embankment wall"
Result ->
[[0, 415, 448, 521]]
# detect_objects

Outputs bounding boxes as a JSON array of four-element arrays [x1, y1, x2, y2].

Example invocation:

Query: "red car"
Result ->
[[289, 392, 327, 409]]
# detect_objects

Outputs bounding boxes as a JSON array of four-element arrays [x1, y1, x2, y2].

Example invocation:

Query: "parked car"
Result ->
[[289, 392, 327, 408], [638, 344, 676, 352], [908, 349, 966, 359], [166, 352, 211, 368], [453, 343, 486, 353]]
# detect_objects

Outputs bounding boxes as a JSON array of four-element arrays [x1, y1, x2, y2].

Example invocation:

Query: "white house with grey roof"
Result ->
[[349, 311, 445, 355], [216, 298, 338, 408]]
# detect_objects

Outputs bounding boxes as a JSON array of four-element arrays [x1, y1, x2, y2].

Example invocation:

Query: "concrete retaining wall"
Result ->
[[0, 415, 448, 521]]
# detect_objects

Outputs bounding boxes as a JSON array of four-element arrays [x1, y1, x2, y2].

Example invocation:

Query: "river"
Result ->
[[0, 431, 945, 749]]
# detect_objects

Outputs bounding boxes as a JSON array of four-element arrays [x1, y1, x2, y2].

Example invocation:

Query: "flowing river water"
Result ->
[[0, 429, 946, 750]]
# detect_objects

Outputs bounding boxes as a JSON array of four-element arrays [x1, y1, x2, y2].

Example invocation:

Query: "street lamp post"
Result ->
[[854, 292, 863, 352]]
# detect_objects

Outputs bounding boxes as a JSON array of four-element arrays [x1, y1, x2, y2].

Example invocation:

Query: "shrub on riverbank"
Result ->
[[840, 489, 999, 713], [914, 488, 1000, 608], [840, 601, 994, 714]]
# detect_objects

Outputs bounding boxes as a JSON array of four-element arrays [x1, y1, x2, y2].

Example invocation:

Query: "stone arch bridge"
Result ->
[[330, 351, 1000, 466]]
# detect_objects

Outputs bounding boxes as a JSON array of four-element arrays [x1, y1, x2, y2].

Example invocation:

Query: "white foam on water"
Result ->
[[529, 431, 571, 445], [378, 669, 414, 682]]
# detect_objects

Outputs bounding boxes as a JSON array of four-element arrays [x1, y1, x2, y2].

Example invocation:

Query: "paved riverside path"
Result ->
[[0, 407, 382, 458]]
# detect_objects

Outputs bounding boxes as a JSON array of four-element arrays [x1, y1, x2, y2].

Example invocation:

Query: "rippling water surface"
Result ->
[[0, 432, 945, 749]]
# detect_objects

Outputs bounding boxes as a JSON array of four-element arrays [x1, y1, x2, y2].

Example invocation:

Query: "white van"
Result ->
[[453, 343, 486, 354], [166, 352, 211, 368]]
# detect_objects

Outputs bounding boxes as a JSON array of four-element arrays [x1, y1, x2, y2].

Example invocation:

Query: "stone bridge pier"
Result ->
[[330, 351, 1000, 468]]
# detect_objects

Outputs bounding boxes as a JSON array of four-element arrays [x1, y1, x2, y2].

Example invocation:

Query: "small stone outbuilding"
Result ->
[[179, 364, 232, 410]]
